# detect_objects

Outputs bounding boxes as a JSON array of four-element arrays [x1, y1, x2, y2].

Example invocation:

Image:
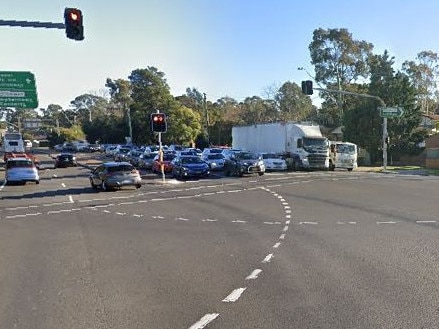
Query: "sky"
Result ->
[[1, 0, 439, 110]]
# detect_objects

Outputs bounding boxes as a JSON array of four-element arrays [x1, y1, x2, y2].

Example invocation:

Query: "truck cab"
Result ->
[[329, 141, 358, 171]]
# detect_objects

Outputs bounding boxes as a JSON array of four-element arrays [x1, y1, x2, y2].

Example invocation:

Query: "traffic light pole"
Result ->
[[0, 20, 65, 29], [313, 87, 389, 170]]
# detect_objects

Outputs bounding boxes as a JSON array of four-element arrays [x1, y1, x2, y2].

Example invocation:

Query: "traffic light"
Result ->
[[301, 80, 313, 95], [64, 8, 84, 41], [151, 113, 167, 133]]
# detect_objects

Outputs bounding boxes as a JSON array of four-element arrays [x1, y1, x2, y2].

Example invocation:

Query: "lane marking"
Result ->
[[202, 218, 217, 222], [416, 220, 437, 224], [222, 287, 247, 302], [246, 269, 262, 280], [285, 220, 290, 225], [0, 180, 6, 191], [132, 214, 143, 217], [299, 221, 318, 225], [262, 253, 273, 263], [377, 221, 397, 225], [348, 221, 357, 224], [115, 212, 126, 216], [119, 201, 135, 205], [188, 313, 220, 329], [61, 183, 66, 188], [231, 220, 247, 223], [68, 195, 74, 203], [283, 226, 289, 232], [279, 234, 286, 240], [6, 212, 42, 219], [176, 217, 190, 221], [285, 214, 291, 219], [273, 242, 281, 249]]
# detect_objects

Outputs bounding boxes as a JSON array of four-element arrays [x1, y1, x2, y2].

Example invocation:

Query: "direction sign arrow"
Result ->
[[379, 107, 404, 118], [0, 71, 38, 108]]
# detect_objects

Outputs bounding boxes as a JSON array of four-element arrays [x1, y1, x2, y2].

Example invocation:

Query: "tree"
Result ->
[[274, 82, 313, 121], [402, 50, 439, 114], [164, 105, 202, 145], [309, 28, 374, 122]]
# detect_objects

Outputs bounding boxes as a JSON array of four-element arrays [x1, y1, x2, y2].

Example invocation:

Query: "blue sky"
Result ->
[[1, 0, 439, 110]]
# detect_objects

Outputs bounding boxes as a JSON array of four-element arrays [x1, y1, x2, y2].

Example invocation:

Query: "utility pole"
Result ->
[[203, 93, 209, 146]]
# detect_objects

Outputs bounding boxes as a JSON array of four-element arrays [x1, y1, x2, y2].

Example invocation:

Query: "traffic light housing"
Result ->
[[151, 113, 167, 133], [301, 80, 313, 95], [64, 8, 84, 41]]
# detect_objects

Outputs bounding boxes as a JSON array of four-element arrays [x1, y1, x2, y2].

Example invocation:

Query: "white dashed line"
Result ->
[[416, 220, 436, 224], [176, 217, 190, 221], [377, 221, 397, 225], [299, 221, 318, 225], [188, 313, 220, 329], [6, 212, 42, 219], [279, 234, 286, 240], [68, 195, 74, 203], [231, 220, 247, 223], [202, 218, 218, 222], [283, 226, 289, 231], [115, 212, 126, 216], [119, 201, 135, 205], [246, 269, 262, 280], [262, 253, 273, 263], [132, 214, 143, 217], [285, 220, 290, 225], [273, 242, 281, 249], [61, 183, 66, 187], [222, 287, 247, 302]]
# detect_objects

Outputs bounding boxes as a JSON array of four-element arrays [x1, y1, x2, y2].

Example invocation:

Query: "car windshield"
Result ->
[[107, 164, 134, 172], [6, 160, 33, 168], [262, 153, 278, 159], [207, 154, 224, 160], [238, 152, 259, 160], [181, 157, 203, 164]]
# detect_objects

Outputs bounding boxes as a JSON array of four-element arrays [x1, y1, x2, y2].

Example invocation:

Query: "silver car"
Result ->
[[5, 158, 40, 185], [89, 162, 142, 191]]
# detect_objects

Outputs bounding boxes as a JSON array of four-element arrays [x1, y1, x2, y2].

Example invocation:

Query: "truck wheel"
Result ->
[[347, 168, 353, 172], [329, 162, 335, 171]]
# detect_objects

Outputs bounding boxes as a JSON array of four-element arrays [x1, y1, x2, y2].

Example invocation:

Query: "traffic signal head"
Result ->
[[64, 8, 84, 41], [301, 80, 313, 95], [151, 113, 167, 133]]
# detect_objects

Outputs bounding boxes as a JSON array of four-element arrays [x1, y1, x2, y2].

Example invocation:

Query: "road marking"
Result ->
[[273, 242, 281, 249], [377, 221, 397, 225], [285, 220, 290, 225], [285, 214, 291, 219], [202, 218, 217, 222], [246, 269, 262, 280], [119, 201, 135, 205], [47, 209, 73, 214], [283, 226, 289, 231], [132, 214, 143, 217], [299, 221, 318, 225], [68, 195, 74, 203], [152, 215, 164, 219], [262, 253, 273, 263], [231, 220, 247, 223], [0, 180, 6, 191], [284, 206, 291, 209], [282, 202, 288, 205], [102, 210, 111, 213], [176, 217, 190, 221], [61, 183, 66, 187], [222, 287, 247, 302], [203, 192, 215, 196], [227, 189, 242, 193], [115, 212, 126, 216], [6, 212, 41, 219], [279, 234, 286, 240], [285, 210, 292, 213], [188, 313, 220, 329], [264, 221, 281, 225], [416, 220, 437, 224], [348, 221, 357, 224]]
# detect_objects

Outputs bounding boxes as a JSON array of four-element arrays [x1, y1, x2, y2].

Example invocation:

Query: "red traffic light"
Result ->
[[64, 8, 84, 41], [151, 113, 167, 132]]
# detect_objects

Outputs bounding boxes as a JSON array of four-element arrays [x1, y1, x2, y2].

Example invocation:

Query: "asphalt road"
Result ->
[[1, 150, 439, 328]]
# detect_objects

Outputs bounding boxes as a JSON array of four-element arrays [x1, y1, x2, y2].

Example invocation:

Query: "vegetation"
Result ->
[[2, 27, 439, 163]]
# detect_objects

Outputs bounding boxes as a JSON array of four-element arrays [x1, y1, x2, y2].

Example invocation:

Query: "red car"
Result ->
[[152, 153, 175, 173]]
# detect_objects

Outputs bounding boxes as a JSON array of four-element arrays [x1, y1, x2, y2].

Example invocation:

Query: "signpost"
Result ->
[[379, 107, 404, 118], [0, 71, 38, 108], [378, 107, 404, 170]]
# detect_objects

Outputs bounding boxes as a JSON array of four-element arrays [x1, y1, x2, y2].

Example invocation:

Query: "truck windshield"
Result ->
[[336, 144, 356, 154], [303, 138, 328, 152]]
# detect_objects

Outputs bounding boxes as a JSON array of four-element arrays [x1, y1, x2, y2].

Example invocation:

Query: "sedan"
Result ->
[[260, 153, 287, 171], [89, 162, 142, 191], [171, 155, 210, 180], [5, 157, 40, 185], [202, 153, 226, 171], [152, 153, 176, 173], [55, 153, 78, 168]]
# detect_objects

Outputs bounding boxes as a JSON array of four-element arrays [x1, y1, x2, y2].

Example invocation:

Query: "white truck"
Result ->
[[232, 122, 329, 170], [329, 141, 358, 171]]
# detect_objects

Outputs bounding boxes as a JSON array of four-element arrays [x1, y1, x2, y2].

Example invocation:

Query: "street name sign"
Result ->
[[0, 71, 38, 108], [379, 107, 404, 118]]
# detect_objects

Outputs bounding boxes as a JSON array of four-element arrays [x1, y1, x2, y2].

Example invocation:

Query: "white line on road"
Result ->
[[285, 220, 290, 225], [102, 210, 111, 213], [188, 313, 220, 329], [68, 195, 74, 203], [279, 234, 286, 240], [231, 220, 247, 223], [273, 242, 281, 249], [115, 212, 126, 216], [282, 202, 289, 205], [132, 214, 143, 217], [377, 221, 397, 225], [47, 209, 72, 214], [262, 253, 273, 263], [61, 183, 66, 187], [285, 214, 291, 219], [222, 287, 247, 302], [283, 226, 289, 231], [416, 220, 437, 224], [299, 221, 318, 225], [227, 189, 242, 193], [119, 201, 135, 205], [202, 192, 215, 196], [285, 210, 292, 213], [348, 221, 357, 224], [246, 269, 262, 280], [6, 212, 41, 219], [176, 217, 190, 221], [284, 206, 291, 209], [202, 218, 218, 222]]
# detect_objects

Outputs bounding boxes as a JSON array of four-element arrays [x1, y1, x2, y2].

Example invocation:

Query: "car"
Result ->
[[223, 151, 265, 177], [114, 147, 131, 162], [152, 153, 176, 173], [89, 162, 142, 191], [202, 153, 226, 171], [55, 153, 78, 168], [5, 157, 40, 185], [259, 152, 287, 171], [24, 139, 33, 148], [171, 155, 210, 179], [138, 152, 157, 170]]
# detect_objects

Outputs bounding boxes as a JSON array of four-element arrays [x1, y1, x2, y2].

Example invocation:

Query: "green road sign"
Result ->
[[379, 107, 404, 118], [0, 71, 38, 108]]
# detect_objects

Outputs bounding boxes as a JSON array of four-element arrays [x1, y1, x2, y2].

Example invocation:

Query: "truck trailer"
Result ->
[[232, 122, 329, 170]]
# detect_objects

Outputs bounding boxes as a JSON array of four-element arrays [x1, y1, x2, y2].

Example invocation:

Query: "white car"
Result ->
[[260, 153, 287, 171]]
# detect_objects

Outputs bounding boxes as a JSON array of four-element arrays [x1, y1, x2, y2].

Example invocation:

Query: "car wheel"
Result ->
[[347, 168, 353, 172], [224, 168, 230, 176], [36, 180, 40, 184], [258, 172, 264, 176], [90, 178, 97, 189]]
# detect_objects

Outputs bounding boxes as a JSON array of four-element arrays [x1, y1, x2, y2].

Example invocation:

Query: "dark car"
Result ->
[[171, 155, 210, 180], [55, 153, 78, 168], [223, 151, 265, 177], [89, 162, 142, 191]]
